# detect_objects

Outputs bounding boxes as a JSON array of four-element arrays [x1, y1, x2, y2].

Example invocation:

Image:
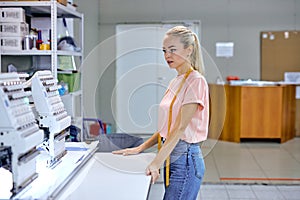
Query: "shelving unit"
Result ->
[[0, 0, 84, 141], [0, 1, 84, 76]]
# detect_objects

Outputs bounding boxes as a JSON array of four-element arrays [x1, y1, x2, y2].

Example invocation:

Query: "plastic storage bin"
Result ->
[[0, 8, 25, 23], [57, 71, 80, 93]]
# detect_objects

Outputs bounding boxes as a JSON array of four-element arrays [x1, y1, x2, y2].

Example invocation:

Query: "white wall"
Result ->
[[78, 0, 300, 130]]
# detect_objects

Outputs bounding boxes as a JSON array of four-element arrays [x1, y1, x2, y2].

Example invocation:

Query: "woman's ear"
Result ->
[[187, 45, 193, 55], [186, 45, 193, 57]]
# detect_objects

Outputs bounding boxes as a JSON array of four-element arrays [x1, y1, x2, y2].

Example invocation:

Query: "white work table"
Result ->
[[0, 142, 155, 200], [56, 152, 155, 200], [0, 141, 99, 199]]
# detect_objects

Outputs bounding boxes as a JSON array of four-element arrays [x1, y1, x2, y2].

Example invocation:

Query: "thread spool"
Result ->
[[40, 43, 50, 50], [23, 35, 32, 50]]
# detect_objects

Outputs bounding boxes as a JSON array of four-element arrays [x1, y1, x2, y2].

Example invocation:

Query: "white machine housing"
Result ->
[[31, 70, 71, 166], [0, 72, 44, 195]]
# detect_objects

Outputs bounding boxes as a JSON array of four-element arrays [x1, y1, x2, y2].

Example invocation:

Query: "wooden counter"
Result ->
[[208, 84, 296, 143]]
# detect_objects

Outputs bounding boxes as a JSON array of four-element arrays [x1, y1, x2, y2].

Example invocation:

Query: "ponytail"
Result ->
[[191, 33, 205, 75]]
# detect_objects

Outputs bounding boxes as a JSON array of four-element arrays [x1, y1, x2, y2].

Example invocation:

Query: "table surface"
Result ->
[[0, 141, 98, 199], [0, 142, 155, 200], [56, 152, 156, 200]]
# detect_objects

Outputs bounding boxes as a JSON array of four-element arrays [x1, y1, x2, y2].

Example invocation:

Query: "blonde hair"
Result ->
[[166, 26, 205, 75]]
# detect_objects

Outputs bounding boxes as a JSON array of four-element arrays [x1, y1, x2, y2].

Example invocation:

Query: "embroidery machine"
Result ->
[[0, 72, 44, 194], [30, 70, 71, 166]]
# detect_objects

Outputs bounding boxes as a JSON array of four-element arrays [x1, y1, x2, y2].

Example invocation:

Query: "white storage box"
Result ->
[[0, 22, 29, 37], [0, 8, 26, 23], [0, 36, 23, 51]]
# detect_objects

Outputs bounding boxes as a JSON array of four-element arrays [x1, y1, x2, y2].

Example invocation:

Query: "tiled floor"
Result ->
[[149, 183, 300, 200], [148, 137, 300, 200]]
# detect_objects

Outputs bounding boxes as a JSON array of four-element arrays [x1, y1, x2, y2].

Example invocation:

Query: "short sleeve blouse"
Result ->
[[157, 70, 209, 143]]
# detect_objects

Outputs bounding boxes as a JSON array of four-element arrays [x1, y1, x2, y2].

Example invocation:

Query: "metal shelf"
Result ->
[[0, 0, 84, 74], [0, 50, 52, 56], [1, 50, 82, 56], [0, 1, 82, 18], [57, 50, 83, 56], [0, 0, 84, 141]]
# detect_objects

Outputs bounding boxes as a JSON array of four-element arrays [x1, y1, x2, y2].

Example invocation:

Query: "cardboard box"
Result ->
[[89, 122, 100, 136], [40, 0, 68, 6], [0, 22, 29, 37], [57, 0, 68, 6], [0, 8, 26, 23], [0, 36, 23, 51]]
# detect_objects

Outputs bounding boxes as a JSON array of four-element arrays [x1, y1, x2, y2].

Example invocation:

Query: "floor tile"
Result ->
[[214, 156, 261, 171], [251, 185, 285, 200], [263, 169, 300, 179], [204, 138, 300, 185], [217, 168, 268, 181], [148, 138, 300, 199], [277, 185, 300, 200], [200, 184, 229, 199], [225, 184, 256, 199], [203, 154, 220, 182], [252, 152, 300, 171]]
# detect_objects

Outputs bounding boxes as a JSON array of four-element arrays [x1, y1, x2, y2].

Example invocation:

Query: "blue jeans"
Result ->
[[163, 140, 205, 200]]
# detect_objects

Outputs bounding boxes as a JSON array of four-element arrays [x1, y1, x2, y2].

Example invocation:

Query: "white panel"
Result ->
[[115, 25, 163, 133], [115, 23, 200, 134]]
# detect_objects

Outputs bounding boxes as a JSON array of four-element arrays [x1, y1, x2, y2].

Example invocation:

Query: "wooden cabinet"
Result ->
[[209, 84, 296, 143]]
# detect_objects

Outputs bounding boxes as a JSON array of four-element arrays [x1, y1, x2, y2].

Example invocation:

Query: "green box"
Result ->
[[57, 71, 80, 93]]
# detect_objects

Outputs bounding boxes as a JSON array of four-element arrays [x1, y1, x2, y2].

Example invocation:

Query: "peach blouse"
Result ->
[[157, 70, 209, 143]]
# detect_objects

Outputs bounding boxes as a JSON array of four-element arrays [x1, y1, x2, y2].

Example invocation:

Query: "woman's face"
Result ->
[[162, 35, 191, 70]]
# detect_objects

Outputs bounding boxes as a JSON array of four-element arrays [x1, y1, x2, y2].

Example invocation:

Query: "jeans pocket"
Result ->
[[191, 153, 205, 179]]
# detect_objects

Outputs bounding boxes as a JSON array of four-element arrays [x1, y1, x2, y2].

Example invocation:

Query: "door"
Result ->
[[114, 22, 200, 134]]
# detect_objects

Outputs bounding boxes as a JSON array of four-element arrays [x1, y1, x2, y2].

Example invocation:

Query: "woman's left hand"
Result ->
[[146, 163, 160, 184], [112, 147, 140, 156]]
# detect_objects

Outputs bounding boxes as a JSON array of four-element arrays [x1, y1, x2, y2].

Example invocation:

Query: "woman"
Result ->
[[113, 26, 209, 200]]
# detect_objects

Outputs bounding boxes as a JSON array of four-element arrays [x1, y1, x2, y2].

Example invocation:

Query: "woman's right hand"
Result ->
[[112, 146, 141, 156]]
